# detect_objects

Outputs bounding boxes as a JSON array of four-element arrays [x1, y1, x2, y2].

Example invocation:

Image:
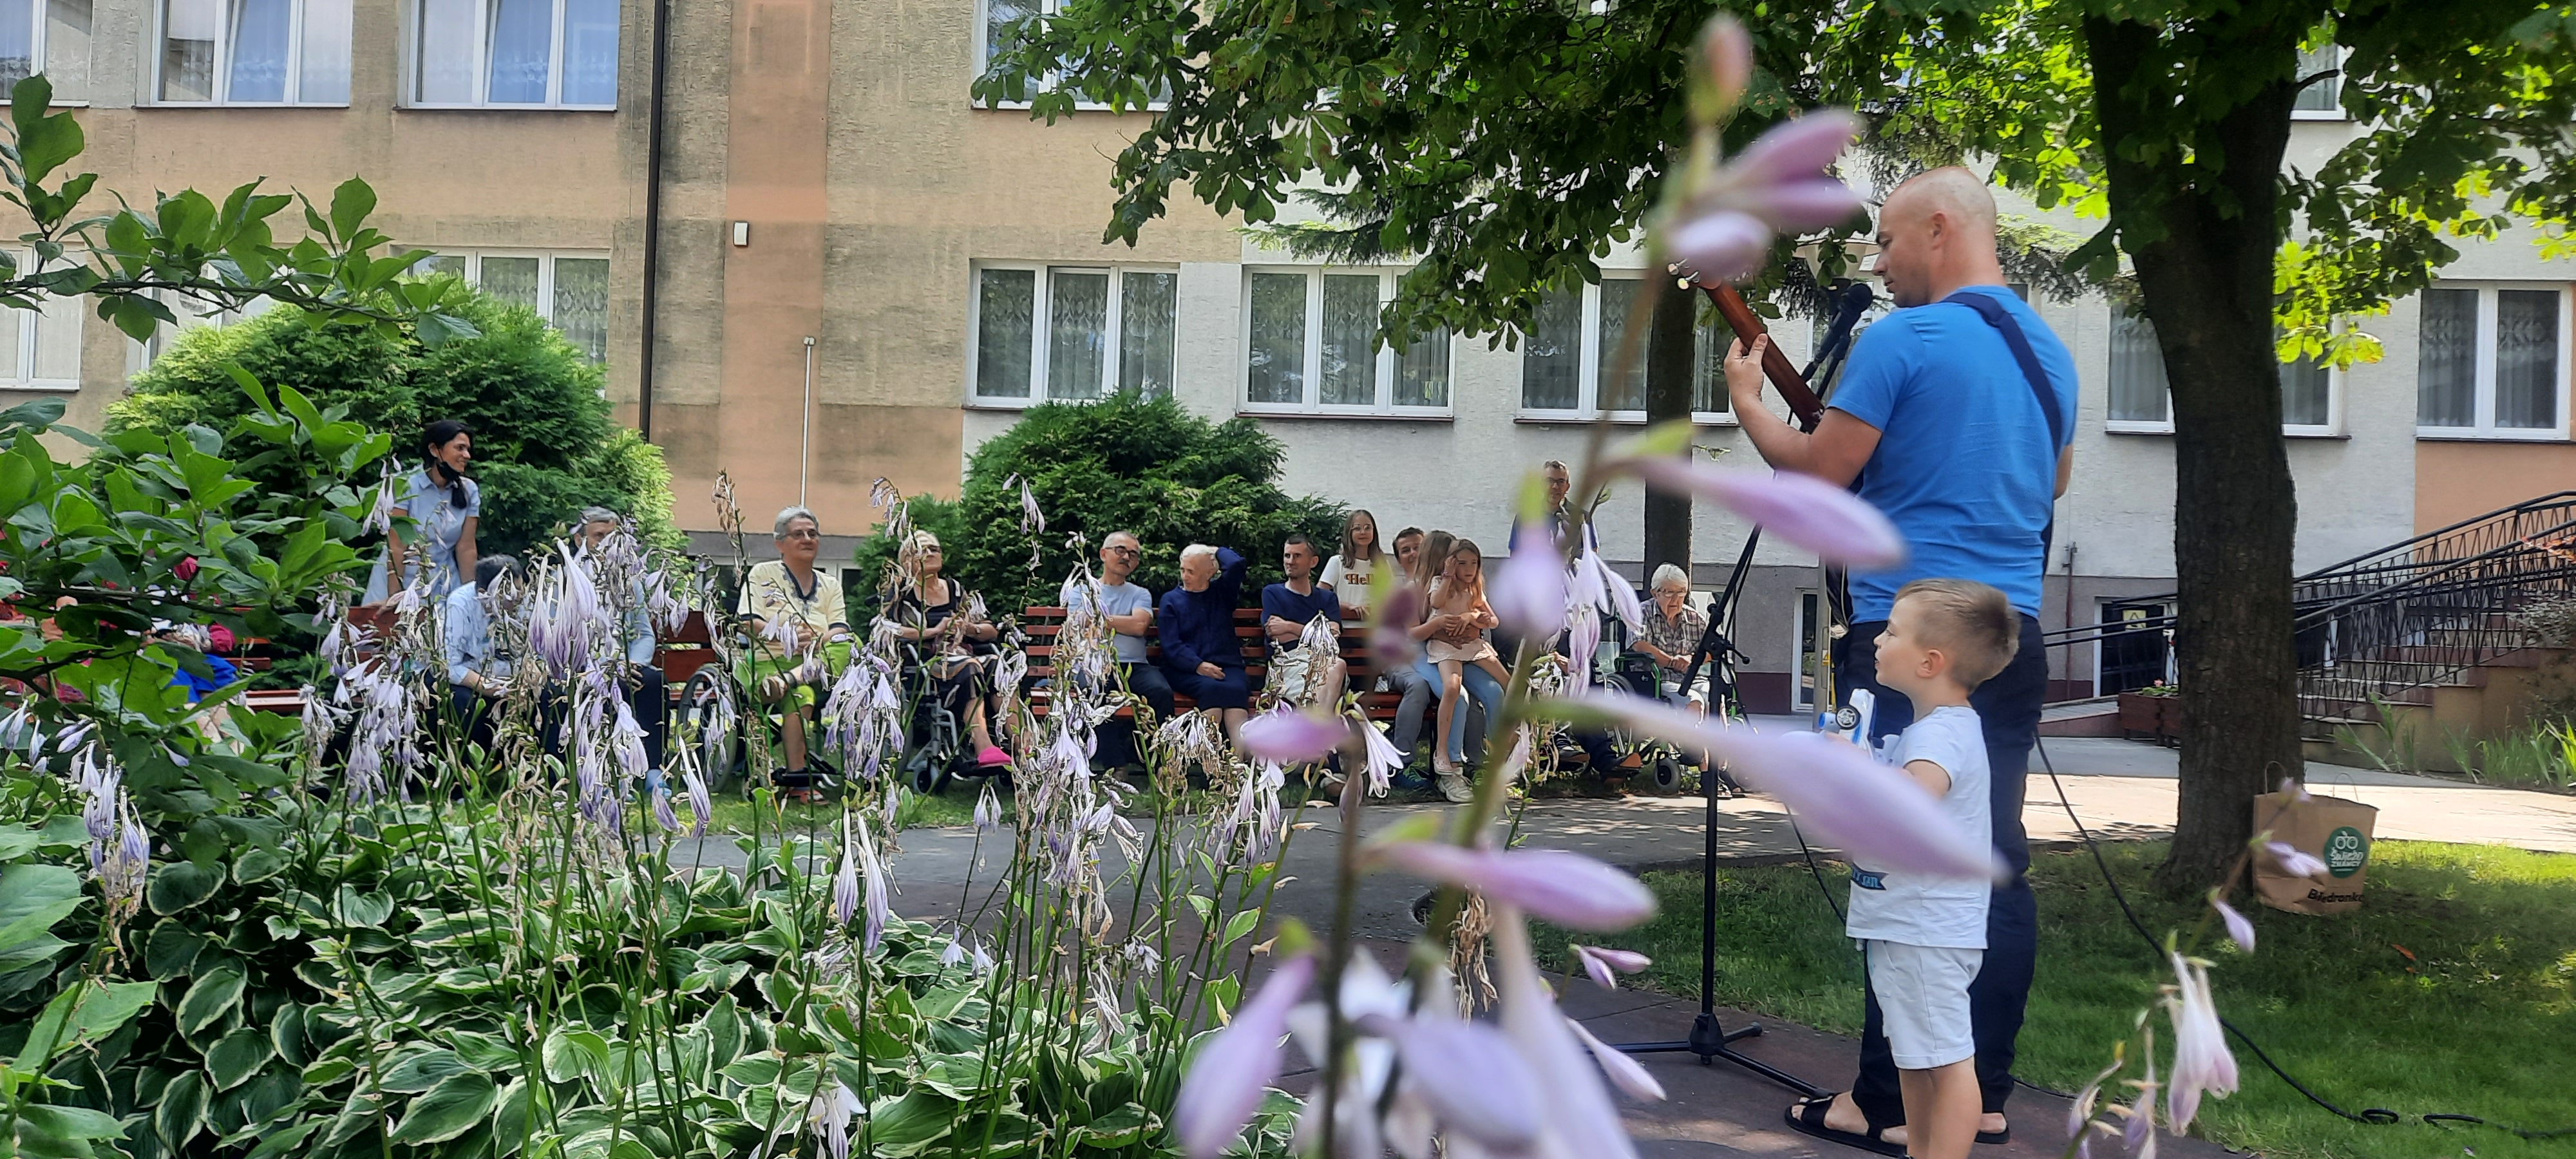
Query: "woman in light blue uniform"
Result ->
[[365, 419, 482, 605]]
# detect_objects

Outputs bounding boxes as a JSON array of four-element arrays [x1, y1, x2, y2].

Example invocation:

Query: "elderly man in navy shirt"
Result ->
[[1159, 543, 1253, 746]]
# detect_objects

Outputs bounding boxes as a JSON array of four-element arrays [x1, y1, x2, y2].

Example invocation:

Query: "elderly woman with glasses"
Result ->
[[1631, 563, 1712, 713], [886, 531, 1014, 770], [737, 505, 855, 782]]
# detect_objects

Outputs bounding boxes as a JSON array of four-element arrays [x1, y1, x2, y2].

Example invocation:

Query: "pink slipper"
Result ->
[[976, 746, 1014, 769]]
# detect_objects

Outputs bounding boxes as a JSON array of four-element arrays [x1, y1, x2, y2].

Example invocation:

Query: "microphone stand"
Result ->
[[1612, 281, 1861, 1094]]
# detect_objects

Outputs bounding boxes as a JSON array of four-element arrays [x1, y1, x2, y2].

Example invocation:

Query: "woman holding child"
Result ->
[[1405, 531, 1502, 802]]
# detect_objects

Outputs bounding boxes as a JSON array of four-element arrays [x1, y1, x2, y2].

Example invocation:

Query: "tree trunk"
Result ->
[[2085, 17, 2308, 894], [1643, 276, 1696, 582]]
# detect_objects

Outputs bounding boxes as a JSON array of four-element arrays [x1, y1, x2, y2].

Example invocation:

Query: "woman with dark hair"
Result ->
[[366, 419, 481, 605]]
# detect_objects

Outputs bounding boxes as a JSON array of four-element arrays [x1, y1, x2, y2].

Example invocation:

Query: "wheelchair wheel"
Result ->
[[909, 752, 943, 796], [1649, 756, 1685, 793], [679, 666, 743, 788]]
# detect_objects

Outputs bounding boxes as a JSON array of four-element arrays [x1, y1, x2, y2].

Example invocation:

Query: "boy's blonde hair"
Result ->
[[1894, 578, 2019, 689]]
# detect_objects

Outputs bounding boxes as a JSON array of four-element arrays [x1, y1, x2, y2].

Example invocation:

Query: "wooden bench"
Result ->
[[1017, 605, 1405, 722]]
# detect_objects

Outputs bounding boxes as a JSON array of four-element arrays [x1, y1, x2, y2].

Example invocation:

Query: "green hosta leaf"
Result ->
[[332, 885, 392, 928], [205, 1026, 274, 1089], [448, 1029, 518, 1073], [388, 1070, 496, 1145], [862, 1090, 956, 1158], [0, 931, 66, 975], [146, 861, 222, 916], [717, 1052, 780, 1088], [1073, 1103, 1153, 1147], [13, 1103, 128, 1159], [176, 966, 246, 1035], [299, 1056, 357, 1087], [144, 921, 206, 978], [239, 1118, 320, 1159], [271, 1002, 308, 1067], [541, 1026, 610, 1085], [0, 863, 81, 948], [701, 995, 745, 1072], [489, 1077, 530, 1157], [0, 822, 41, 861], [231, 846, 285, 885], [155, 1068, 210, 1152], [1220, 908, 1260, 949], [14, 979, 158, 1072], [377, 1047, 471, 1094]]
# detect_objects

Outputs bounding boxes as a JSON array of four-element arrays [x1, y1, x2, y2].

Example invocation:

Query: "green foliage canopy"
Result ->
[[858, 392, 1343, 615], [110, 288, 679, 559]]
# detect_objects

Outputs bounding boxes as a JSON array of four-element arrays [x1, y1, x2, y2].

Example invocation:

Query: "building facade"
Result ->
[[17, 1, 2572, 710]]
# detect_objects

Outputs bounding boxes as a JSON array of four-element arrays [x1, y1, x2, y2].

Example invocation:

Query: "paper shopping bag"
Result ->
[[2249, 790, 2378, 915]]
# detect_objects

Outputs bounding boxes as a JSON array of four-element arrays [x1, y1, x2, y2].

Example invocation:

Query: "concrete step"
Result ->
[[2039, 697, 2119, 738]]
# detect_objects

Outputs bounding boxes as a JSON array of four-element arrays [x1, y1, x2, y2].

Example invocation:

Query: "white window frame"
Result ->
[[149, 0, 352, 106], [2291, 43, 2344, 122], [0, 253, 84, 391], [1517, 274, 1738, 425], [2414, 281, 2575, 442], [0, 0, 95, 106], [2103, 305, 2346, 437], [966, 261, 1180, 408], [972, 0, 1166, 112], [401, 0, 616, 110], [1236, 265, 1454, 419], [411, 249, 611, 359]]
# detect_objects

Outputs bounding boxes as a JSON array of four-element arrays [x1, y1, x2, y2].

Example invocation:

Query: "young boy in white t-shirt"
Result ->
[[1846, 578, 2019, 1159]]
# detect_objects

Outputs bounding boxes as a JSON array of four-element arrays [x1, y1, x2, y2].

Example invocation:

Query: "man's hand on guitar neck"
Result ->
[[1724, 334, 1882, 487]]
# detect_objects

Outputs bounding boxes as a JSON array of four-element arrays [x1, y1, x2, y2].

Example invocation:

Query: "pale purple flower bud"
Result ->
[[2264, 842, 2327, 879], [2278, 777, 2309, 802], [833, 820, 862, 929], [1730, 110, 1864, 188], [1571, 693, 2000, 881], [1567, 604, 1602, 683], [2124, 1085, 2157, 1158], [2211, 897, 2255, 953], [1616, 460, 1905, 569], [1176, 954, 1314, 1159], [973, 783, 1003, 831], [940, 936, 967, 968], [681, 769, 712, 836], [1701, 14, 1751, 109], [1567, 1012, 1667, 1102], [1587, 551, 1645, 634], [1727, 177, 1868, 232], [1491, 911, 1640, 1159], [1369, 842, 1655, 932], [2165, 952, 2238, 1133], [1240, 706, 1346, 766], [1352, 1012, 1547, 1149], [1572, 944, 1651, 990], [650, 786, 681, 833], [1667, 210, 1773, 285], [1490, 543, 1569, 642]]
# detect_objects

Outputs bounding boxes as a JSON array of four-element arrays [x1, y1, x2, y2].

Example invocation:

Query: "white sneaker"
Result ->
[[1437, 772, 1473, 804]]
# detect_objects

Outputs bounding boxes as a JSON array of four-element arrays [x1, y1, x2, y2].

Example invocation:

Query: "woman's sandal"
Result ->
[[1782, 1094, 1906, 1158]]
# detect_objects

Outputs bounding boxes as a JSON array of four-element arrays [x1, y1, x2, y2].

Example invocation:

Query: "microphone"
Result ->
[[1801, 280, 1877, 383]]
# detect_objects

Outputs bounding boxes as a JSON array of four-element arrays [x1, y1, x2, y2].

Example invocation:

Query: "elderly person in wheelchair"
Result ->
[[882, 531, 1015, 773], [737, 505, 855, 785], [1629, 563, 1714, 713]]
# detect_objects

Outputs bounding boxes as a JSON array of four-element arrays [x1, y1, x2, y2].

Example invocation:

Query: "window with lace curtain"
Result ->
[[1520, 276, 1738, 422], [156, 0, 348, 104], [410, 0, 616, 108], [2108, 306, 2340, 434], [1239, 267, 1449, 415], [412, 250, 611, 363], [2417, 283, 2570, 438], [2291, 43, 2342, 120], [971, 263, 1177, 406]]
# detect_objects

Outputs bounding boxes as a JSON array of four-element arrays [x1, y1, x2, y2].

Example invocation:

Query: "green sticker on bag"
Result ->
[[2324, 826, 2369, 878]]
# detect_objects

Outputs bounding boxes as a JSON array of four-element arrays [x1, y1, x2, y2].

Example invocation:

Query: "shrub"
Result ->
[[932, 391, 1345, 613], [110, 287, 681, 558]]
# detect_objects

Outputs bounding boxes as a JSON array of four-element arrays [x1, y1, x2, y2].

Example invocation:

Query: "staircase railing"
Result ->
[[2038, 491, 2576, 710]]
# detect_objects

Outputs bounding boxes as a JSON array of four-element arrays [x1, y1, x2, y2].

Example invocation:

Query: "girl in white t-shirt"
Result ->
[[1320, 509, 1388, 616]]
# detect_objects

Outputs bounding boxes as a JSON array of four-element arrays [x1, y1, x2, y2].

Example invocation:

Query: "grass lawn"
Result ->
[[1538, 840, 2576, 1159]]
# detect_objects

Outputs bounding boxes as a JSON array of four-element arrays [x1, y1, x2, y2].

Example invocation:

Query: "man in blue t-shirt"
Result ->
[[1260, 534, 1346, 709], [1726, 166, 2072, 1153]]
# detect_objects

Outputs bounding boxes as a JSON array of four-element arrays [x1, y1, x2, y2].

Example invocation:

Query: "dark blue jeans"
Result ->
[[1832, 614, 2043, 1122]]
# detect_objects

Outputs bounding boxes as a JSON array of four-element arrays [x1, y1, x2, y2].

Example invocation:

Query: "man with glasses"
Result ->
[[1063, 531, 1171, 771]]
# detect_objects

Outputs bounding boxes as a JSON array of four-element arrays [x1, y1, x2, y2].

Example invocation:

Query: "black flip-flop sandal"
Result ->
[[1783, 1094, 1906, 1158], [1977, 1125, 2011, 1145]]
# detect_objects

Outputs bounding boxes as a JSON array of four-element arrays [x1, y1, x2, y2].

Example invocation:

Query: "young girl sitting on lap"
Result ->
[[1425, 539, 1507, 778]]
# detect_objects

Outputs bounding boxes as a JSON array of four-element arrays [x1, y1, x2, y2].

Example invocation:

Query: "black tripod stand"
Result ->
[[1613, 530, 1823, 1096]]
